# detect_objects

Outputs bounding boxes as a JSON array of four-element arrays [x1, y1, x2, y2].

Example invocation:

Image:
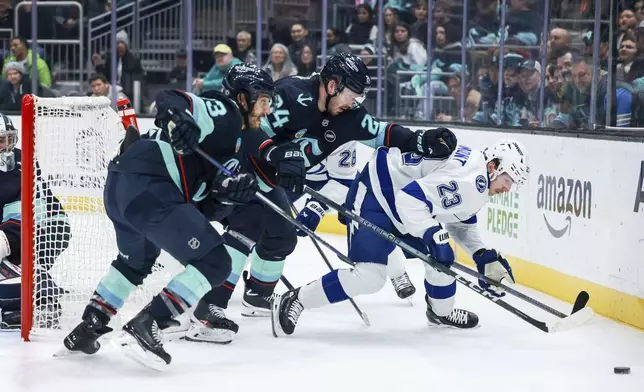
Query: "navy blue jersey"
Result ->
[[260, 75, 420, 169], [0, 149, 66, 266]]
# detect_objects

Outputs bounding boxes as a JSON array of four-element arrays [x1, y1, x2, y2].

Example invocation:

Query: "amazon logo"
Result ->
[[536, 174, 593, 238]]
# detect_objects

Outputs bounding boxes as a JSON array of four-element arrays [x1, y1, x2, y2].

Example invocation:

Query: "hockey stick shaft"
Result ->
[[305, 187, 569, 318], [305, 187, 559, 332], [288, 201, 370, 326], [194, 147, 354, 272]]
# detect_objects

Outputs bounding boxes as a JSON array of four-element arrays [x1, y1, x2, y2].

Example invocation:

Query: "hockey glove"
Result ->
[[211, 172, 259, 205], [259, 141, 306, 195], [422, 225, 455, 267], [295, 198, 328, 236], [414, 127, 458, 159], [472, 249, 515, 297], [162, 108, 201, 155]]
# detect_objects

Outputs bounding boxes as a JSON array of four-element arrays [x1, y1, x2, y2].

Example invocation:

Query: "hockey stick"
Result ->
[[287, 201, 370, 326], [306, 187, 594, 333], [194, 147, 370, 325]]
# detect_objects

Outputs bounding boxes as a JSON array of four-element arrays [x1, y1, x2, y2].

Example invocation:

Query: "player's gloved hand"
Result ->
[[472, 248, 515, 297], [211, 172, 259, 205], [414, 127, 457, 159], [0, 229, 11, 261], [337, 204, 348, 225], [422, 225, 455, 266], [161, 108, 201, 155], [259, 140, 306, 195], [295, 198, 328, 236]]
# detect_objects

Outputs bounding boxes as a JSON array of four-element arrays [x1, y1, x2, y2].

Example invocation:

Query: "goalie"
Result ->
[[0, 113, 71, 329]]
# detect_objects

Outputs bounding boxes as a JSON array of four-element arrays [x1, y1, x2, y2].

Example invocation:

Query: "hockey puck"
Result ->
[[614, 367, 630, 374]]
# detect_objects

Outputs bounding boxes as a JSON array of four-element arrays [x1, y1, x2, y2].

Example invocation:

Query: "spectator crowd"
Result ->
[[0, 0, 641, 130]]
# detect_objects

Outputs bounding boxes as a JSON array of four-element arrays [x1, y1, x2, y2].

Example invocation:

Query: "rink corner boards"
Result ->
[[317, 214, 644, 331]]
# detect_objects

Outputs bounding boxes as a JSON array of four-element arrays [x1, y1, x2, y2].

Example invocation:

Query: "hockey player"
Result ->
[[0, 113, 71, 329], [271, 140, 529, 336], [186, 53, 458, 343], [62, 65, 306, 368]]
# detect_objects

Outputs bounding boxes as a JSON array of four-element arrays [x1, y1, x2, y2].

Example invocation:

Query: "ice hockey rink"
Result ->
[[1, 232, 643, 392]]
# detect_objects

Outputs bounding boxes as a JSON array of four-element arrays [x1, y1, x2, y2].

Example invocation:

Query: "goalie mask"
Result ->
[[0, 113, 17, 172], [483, 140, 529, 189]]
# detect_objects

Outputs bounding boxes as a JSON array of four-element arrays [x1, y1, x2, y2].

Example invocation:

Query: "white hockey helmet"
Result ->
[[483, 140, 529, 188], [0, 113, 17, 172]]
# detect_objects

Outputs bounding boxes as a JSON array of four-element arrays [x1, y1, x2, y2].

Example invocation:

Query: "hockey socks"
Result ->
[[90, 266, 137, 321], [299, 263, 387, 309], [247, 250, 285, 295], [200, 245, 250, 308], [424, 264, 456, 317]]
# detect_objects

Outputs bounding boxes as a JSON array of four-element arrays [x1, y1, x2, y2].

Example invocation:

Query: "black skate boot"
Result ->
[[184, 300, 239, 344], [270, 289, 304, 338], [114, 307, 178, 370], [425, 296, 479, 329], [61, 307, 113, 355], [390, 272, 416, 302], [241, 271, 277, 317]]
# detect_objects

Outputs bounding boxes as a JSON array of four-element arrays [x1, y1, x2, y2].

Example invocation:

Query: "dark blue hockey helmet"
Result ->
[[320, 53, 371, 97], [222, 63, 275, 107]]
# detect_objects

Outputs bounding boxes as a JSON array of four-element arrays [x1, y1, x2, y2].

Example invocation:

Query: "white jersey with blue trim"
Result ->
[[365, 145, 490, 255]]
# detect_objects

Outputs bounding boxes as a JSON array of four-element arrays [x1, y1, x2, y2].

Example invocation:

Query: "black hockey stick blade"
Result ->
[[571, 290, 590, 314]]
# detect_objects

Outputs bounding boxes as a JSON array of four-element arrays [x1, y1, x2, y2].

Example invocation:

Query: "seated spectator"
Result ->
[[193, 44, 242, 92], [359, 44, 377, 67], [582, 26, 610, 70], [327, 28, 352, 55], [263, 43, 298, 81], [468, 0, 498, 46], [89, 73, 127, 101], [617, 33, 639, 82], [297, 43, 316, 77], [433, 0, 454, 26], [0, 62, 29, 111], [554, 46, 581, 83], [235, 30, 257, 65], [636, 0, 644, 27], [166, 49, 189, 87], [288, 21, 316, 62], [391, 22, 427, 69], [427, 23, 463, 95], [436, 74, 481, 122], [346, 4, 377, 45], [2, 36, 51, 88], [547, 28, 570, 59], [504, 0, 542, 46], [411, 1, 428, 46], [92, 30, 143, 99], [629, 28, 644, 92], [619, 8, 638, 48], [515, 60, 542, 126], [562, 54, 632, 128], [383, 6, 399, 49], [0, 62, 53, 111]]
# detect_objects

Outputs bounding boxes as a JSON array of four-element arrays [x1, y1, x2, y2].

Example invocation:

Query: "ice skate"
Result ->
[[184, 301, 239, 344], [271, 289, 304, 338], [390, 272, 416, 304], [241, 271, 276, 317], [425, 296, 479, 329], [58, 307, 113, 357], [112, 308, 177, 371]]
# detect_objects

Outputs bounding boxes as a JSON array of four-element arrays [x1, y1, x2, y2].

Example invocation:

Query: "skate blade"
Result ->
[[52, 347, 82, 358], [426, 320, 482, 330], [240, 302, 271, 318], [405, 296, 414, 306], [270, 294, 284, 338], [110, 334, 168, 371], [183, 323, 234, 344]]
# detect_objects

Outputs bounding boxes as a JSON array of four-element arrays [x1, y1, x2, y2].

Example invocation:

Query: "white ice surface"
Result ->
[[1, 233, 643, 392]]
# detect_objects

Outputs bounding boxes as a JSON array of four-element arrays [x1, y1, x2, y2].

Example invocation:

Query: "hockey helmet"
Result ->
[[222, 63, 275, 108], [483, 140, 529, 188], [0, 113, 17, 172], [320, 53, 371, 99]]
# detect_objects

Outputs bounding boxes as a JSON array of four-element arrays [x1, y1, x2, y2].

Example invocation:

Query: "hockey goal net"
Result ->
[[20, 95, 182, 341]]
